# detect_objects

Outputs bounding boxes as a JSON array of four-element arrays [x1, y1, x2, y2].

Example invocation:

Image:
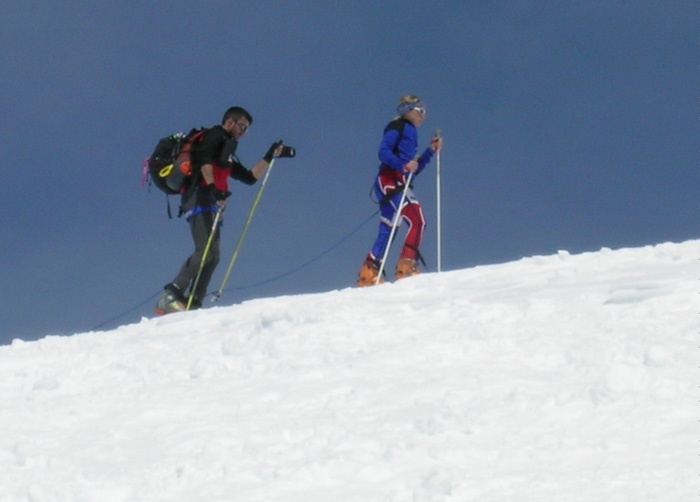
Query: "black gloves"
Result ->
[[263, 140, 296, 163], [204, 183, 230, 202], [263, 141, 282, 163]]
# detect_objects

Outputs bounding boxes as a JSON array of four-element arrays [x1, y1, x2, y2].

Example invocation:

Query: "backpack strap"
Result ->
[[376, 182, 413, 206], [165, 195, 173, 219], [176, 128, 209, 217], [384, 118, 409, 156]]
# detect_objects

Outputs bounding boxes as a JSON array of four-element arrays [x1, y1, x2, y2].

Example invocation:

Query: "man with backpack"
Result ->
[[155, 106, 294, 315]]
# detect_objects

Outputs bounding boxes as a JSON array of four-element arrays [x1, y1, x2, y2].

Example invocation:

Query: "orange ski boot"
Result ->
[[395, 258, 420, 281], [357, 259, 385, 287]]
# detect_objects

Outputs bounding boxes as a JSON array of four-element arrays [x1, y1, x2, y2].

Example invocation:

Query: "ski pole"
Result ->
[[211, 159, 275, 302], [186, 206, 224, 311], [375, 170, 415, 285], [435, 129, 442, 273]]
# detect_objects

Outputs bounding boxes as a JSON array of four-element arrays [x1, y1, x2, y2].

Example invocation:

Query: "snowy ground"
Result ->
[[1, 240, 697, 501]]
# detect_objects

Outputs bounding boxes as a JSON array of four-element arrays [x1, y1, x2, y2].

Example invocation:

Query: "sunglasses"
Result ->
[[235, 121, 249, 133], [413, 107, 426, 115]]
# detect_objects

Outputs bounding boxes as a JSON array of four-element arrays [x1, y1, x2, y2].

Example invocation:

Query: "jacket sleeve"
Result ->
[[229, 161, 257, 185], [415, 148, 434, 175], [378, 129, 407, 172]]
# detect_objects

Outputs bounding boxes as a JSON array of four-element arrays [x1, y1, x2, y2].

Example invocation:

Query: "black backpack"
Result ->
[[144, 128, 207, 196]]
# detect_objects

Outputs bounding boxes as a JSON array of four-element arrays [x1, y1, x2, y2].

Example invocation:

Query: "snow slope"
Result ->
[[1, 241, 697, 501]]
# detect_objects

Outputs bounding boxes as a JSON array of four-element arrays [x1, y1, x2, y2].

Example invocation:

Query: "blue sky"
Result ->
[[1, 1, 696, 344]]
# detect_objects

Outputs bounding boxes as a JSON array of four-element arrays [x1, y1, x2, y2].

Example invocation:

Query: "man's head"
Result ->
[[222, 106, 253, 140]]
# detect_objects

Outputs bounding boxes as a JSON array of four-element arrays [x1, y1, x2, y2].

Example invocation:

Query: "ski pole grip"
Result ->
[[431, 129, 442, 152]]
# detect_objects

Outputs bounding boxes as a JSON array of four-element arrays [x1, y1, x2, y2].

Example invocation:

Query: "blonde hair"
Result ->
[[396, 95, 424, 118], [398, 95, 421, 107]]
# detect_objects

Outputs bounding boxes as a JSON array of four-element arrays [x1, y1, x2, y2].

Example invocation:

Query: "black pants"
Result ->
[[172, 209, 221, 302]]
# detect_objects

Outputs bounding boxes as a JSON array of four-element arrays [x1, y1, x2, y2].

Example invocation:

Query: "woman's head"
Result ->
[[397, 95, 426, 127]]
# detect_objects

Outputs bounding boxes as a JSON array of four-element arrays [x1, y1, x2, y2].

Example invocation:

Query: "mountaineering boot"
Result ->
[[154, 291, 185, 315], [395, 258, 420, 281], [154, 284, 186, 316], [357, 258, 385, 287]]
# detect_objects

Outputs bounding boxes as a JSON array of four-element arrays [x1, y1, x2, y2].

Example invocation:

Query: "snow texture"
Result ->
[[1, 240, 697, 501]]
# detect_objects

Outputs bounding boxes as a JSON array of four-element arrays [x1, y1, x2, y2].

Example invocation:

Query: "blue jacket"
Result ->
[[378, 119, 434, 177]]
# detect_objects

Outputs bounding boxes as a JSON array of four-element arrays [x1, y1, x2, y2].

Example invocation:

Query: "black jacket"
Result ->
[[182, 126, 256, 213]]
